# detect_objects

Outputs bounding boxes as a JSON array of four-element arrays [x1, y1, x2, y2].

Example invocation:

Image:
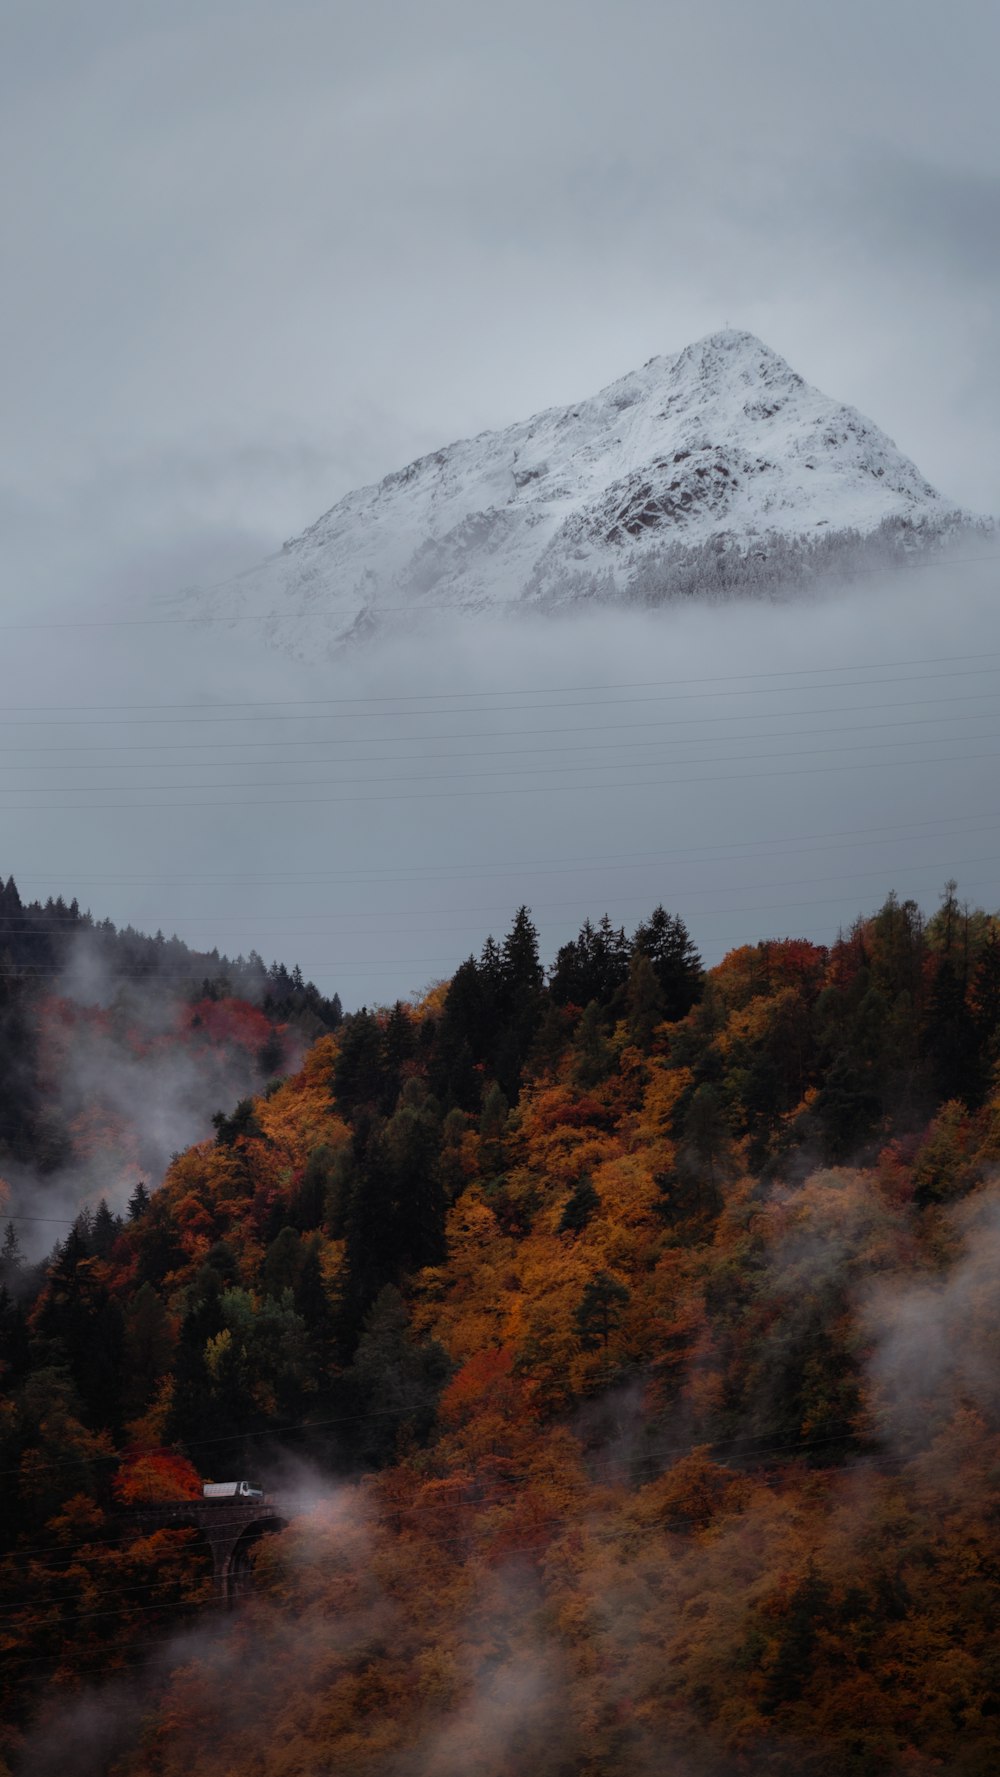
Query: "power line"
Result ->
[[3, 547, 1000, 632], [2, 725, 999, 795], [0, 1418, 881, 1576], [2, 657, 1000, 726], [2, 685, 997, 755], [4, 877, 1000, 978], [6, 805, 997, 889], [2, 846, 999, 932], [5, 742, 1000, 812], [2, 707, 999, 777]]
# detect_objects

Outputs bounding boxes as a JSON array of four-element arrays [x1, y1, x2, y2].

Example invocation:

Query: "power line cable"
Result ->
[[4, 658, 1000, 727], [3, 846, 998, 932], [2, 636, 999, 688], [3, 547, 1000, 631], [3, 686, 999, 757], [0, 1418, 884, 1577], [5, 742, 1000, 811], [7, 805, 997, 889], [3, 708, 999, 777]]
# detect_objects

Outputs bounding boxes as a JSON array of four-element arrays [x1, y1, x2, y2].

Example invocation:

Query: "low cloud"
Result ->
[[863, 1182, 1000, 1451]]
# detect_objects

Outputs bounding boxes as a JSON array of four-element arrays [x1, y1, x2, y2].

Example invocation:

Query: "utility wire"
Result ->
[[3, 708, 999, 776], [2, 844, 999, 929], [1, 629, 999, 676], [7, 805, 997, 889], [3, 686, 1000, 758], [4, 660, 1000, 727], [3, 547, 1000, 632], [5, 742, 1000, 811], [0, 1420, 881, 1576]]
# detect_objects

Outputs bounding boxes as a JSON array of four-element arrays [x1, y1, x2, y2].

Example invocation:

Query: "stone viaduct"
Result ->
[[122, 1496, 289, 1604]]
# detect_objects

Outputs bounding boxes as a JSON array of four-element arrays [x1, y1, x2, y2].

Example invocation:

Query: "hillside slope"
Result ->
[[4, 890, 1000, 1775], [0, 875, 342, 1241]]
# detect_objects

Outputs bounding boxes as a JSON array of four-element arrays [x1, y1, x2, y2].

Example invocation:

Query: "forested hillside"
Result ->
[[3, 886, 1000, 1775], [0, 875, 342, 1236]]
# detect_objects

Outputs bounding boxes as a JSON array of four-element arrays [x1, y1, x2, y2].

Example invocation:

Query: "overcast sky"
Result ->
[[2, 0, 999, 1010]]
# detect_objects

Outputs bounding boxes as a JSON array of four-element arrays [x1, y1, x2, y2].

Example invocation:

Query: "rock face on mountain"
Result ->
[[201, 331, 979, 650]]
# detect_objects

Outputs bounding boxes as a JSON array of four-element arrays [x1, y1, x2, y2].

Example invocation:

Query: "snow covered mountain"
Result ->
[[198, 331, 980, 651]]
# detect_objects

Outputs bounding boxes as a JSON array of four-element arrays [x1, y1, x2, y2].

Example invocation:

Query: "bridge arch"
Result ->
[[120, 1499, 290, 1605], [223, 1514, 288, 1603]]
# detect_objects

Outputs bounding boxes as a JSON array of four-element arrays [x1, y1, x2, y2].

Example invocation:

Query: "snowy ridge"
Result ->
[[195, 332, 980, 651]]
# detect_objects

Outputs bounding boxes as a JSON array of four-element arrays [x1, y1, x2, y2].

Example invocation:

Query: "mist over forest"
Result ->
[[5, 0, 1000, 1768], [4, 462, 1000, 1777], [3, 548, 999, 1014], [5, 867, 1000, 1775]]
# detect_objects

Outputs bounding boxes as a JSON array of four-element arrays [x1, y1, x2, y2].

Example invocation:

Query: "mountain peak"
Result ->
[[195, 334, 978, 652]]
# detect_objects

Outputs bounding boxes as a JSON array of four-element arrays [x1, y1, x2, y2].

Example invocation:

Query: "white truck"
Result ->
[[202, 1480, 265, 1500]]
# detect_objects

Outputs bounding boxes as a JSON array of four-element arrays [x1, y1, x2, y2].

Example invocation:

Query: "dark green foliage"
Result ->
[[866, 892, 926, 1004], [212, 1098, 263, 1147], [127, 1180, 151, 1221], [762, 1562, 834, 1712], [2, 1367, 106, 1540], [625, 950, 665, 1050], [656, 1085, 735, 1220], [121, 1281, 175, 1415], [91, 1198, 124, 1259], [922, 956, 981, 1105], [439, 1106, 470, 1201], [343, 1285, 451, 1465], [632, 907, 704, 1020], [383, 1000, 416, 1075], [341, 1083, 447, 1340], [575, 1271, 630, 1350], [289, 1144, 336, 1231], [972, 929, 1000, 1058], [332, 1008, 396, 1116], [33, 1229, 126, 1431], [501, 905, 544, 999], [559, 1174, 600, 1234], [169, 1261, 311, 1443], [257, 1027, 286, 1079], [437, 908, 546, 1105], [813, 1049, 883, 1160], [478, 1082, 509, 1175], [0, 1228, 30, 1383], [166, 1262, 228, 1445], [571, 1000, 615, 1088], [0, 1220, 24, 1290], [550, 915, 630, 1008], [262, 1226, 303, 1298], [293, 1235, 335, 1363], [130, 1190, 188, 1288]]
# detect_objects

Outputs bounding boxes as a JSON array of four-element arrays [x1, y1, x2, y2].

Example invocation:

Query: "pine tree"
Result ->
[[127, 1180, 151, 1221], [922, 956, 980, 1105], [625, 951, 665, 1050], [500, 906, 543, 1004], [572, 1000, 614, 1088], [971, 929, 1000, 1061], [575, 1271, 630, 1351], [0, 1221, 23, 1288], [632, 907, 703, 1019], [344, 1285, 450, 1465], [332, 1009, 390, 1115], [550, 915, 630, 1008], [91, 1198, 122, 1259], [559, 1174, 600, 1234], [122, 1281, 175, 1415]]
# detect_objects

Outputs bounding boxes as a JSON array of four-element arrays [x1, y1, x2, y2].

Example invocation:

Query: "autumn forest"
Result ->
[[3, 879, 1000, 1775]]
